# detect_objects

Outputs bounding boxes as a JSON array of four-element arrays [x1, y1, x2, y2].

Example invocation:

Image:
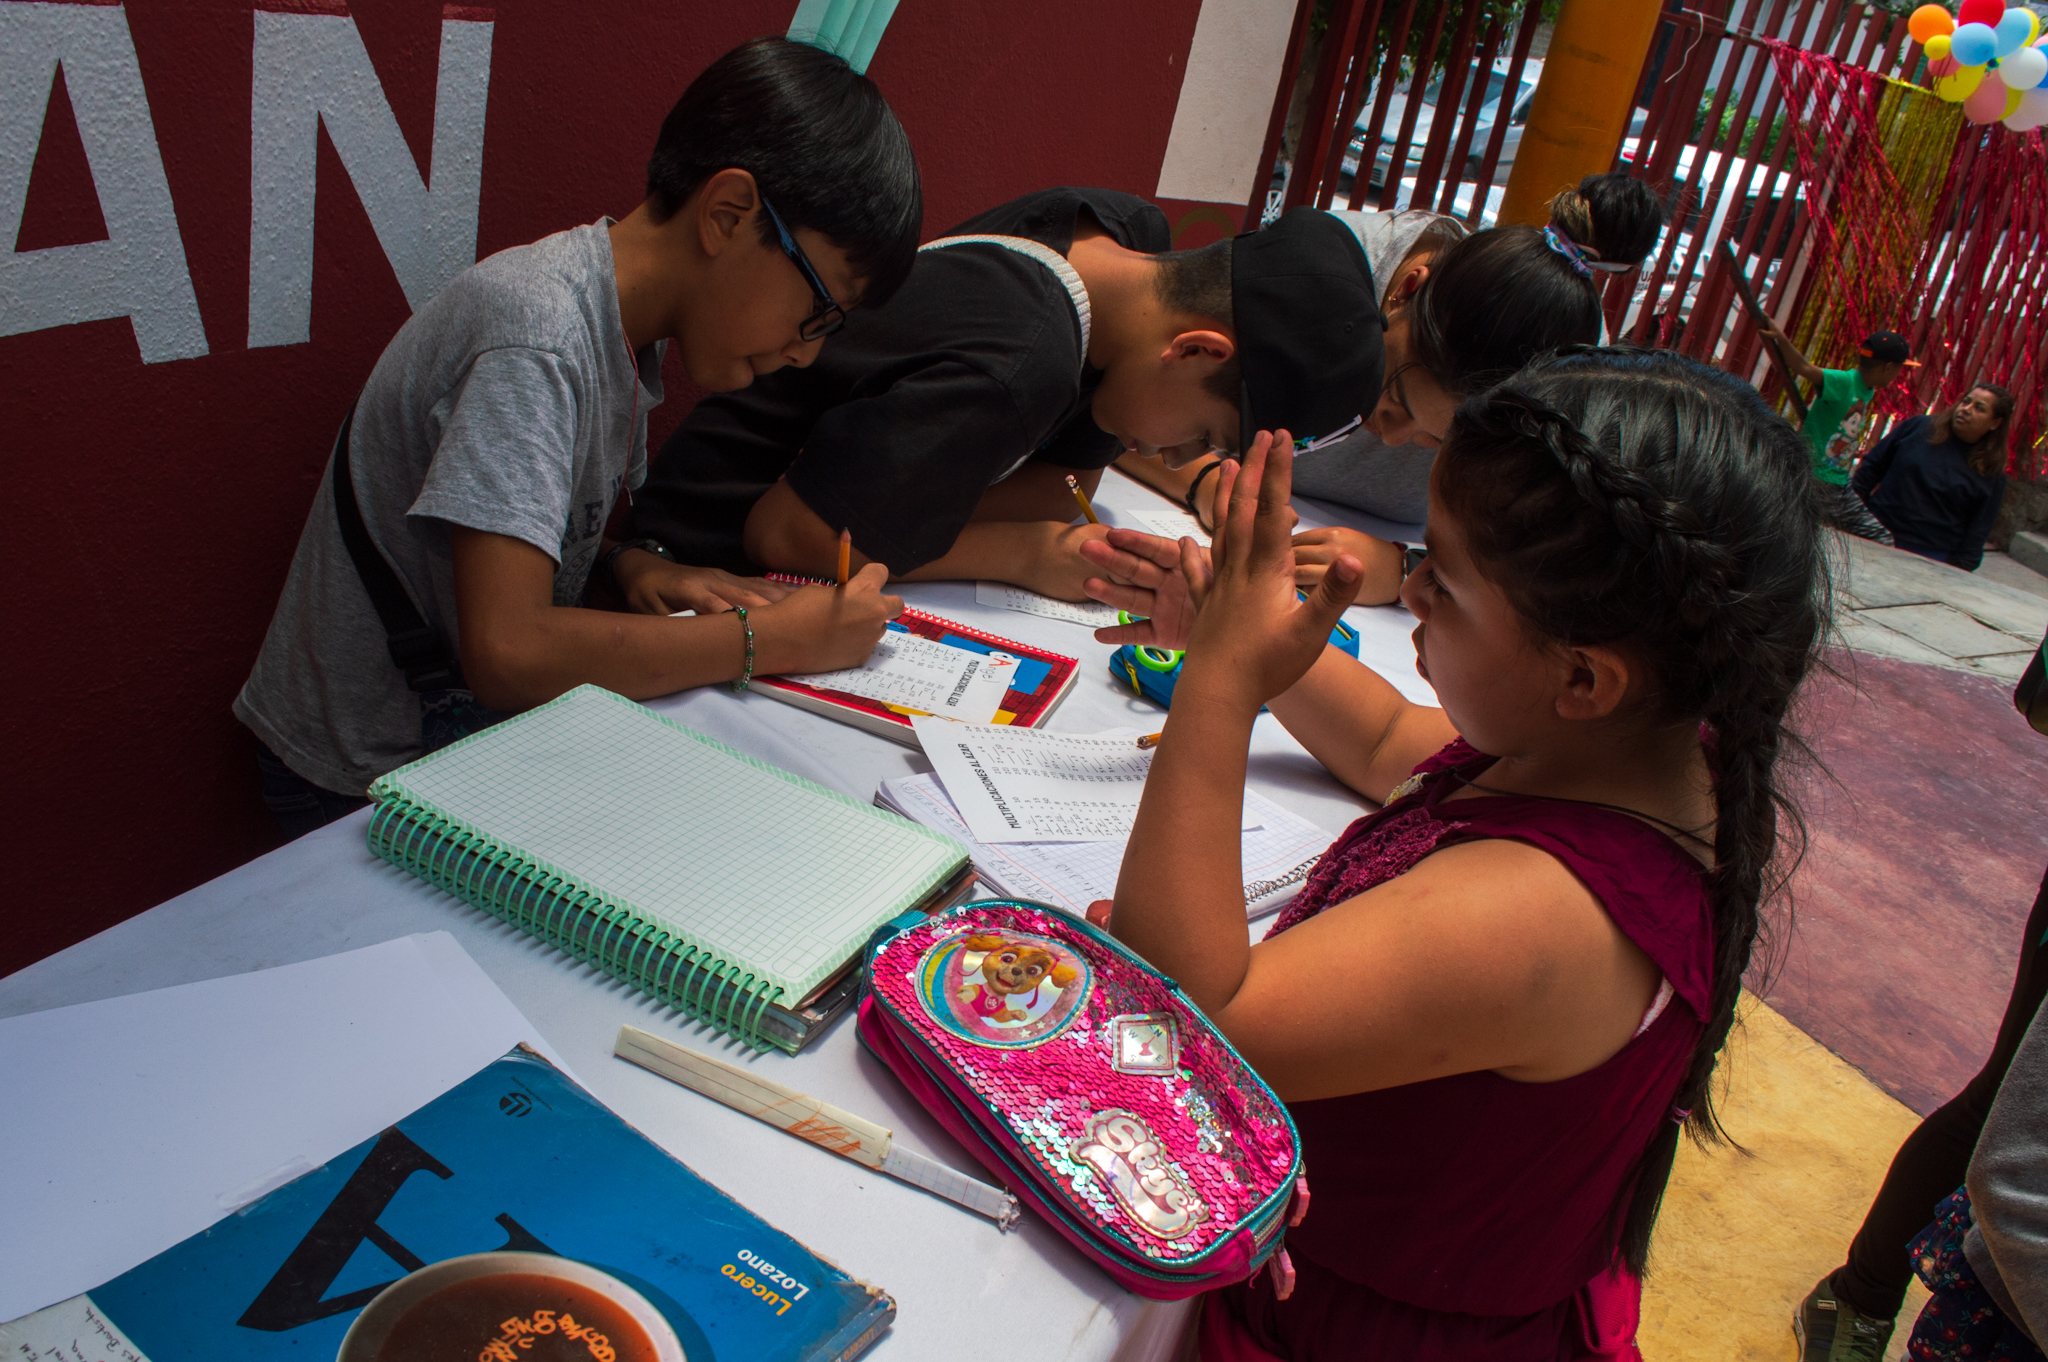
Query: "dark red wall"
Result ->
[[2, 0, 1240, 976]]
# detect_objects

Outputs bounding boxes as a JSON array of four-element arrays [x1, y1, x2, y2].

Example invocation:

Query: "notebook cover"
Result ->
[[756, 598, 1078, 745], [0, 1047, 892, 1361], [366, 687, 968, 1051]]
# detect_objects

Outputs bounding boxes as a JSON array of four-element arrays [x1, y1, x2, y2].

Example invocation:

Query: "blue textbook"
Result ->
[[0, 1048, 891, 1362]]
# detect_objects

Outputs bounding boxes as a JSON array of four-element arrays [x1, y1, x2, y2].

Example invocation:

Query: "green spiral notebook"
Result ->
[[367, 685, 970, 1052]]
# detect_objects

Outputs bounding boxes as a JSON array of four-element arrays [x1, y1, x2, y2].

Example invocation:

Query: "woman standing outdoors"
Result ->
[[1851, 385, 2015, 571]]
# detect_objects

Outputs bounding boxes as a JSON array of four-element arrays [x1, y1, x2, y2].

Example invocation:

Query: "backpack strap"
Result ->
[[918, 233, 1092, 364], [328, 403, 466, 694]]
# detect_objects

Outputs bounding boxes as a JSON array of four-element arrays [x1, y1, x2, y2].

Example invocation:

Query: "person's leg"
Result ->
[[255, 740, 369, 840], [1818, 483, 1895, 546], [1831, 865, 2048, 1318]]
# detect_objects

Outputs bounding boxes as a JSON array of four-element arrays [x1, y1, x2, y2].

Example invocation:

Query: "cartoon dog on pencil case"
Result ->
[[958, 934, 1079, 1024]]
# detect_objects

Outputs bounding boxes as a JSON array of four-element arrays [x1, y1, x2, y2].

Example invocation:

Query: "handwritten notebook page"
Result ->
[[785, 631, 1015, 724], [879, 774, 1327, 919], [911, 719, 1258, 844], [378, 687, 965, 1000], [975, 581, 1120, 627]]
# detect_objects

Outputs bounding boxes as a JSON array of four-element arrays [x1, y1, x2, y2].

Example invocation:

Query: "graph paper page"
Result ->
[[376, 687, 965, 1000]]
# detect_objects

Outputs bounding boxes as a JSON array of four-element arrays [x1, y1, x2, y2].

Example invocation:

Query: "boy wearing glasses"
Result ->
[[618, 192, 1385, 604], [234, 38, 921, 836]]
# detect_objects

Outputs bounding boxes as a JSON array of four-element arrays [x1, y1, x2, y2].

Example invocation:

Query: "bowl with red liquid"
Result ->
[[335, 1251, 686, 1362]]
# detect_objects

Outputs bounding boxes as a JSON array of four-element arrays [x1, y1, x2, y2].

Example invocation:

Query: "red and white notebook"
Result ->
[[753, 587, 1078, 747]]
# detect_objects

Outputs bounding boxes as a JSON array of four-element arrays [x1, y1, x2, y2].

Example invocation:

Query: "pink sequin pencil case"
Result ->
[[859, 900, 1305, 1299]]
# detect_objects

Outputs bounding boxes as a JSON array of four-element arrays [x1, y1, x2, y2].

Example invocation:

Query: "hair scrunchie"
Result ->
[[1542, 224, 1595, 279]]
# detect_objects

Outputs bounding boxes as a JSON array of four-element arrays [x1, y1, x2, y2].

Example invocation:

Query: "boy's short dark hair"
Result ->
[[646, 37, 922, 307], [1153, 239, 1240, 407]]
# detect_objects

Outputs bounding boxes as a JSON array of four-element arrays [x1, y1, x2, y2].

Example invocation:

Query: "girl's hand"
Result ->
[[1292, 526, 1402, 605], [1177, 431, 1360, 713], [1081, 529, 1209, 650]]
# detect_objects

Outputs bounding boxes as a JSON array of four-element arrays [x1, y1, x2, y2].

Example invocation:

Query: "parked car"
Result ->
[[1340, 57, 1543, 188]]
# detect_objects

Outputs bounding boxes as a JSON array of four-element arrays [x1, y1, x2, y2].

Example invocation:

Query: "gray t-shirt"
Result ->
[[236, 221, 663, 795], [1291, 210, 1464, 528], [1965, 991, 2048, 1343]]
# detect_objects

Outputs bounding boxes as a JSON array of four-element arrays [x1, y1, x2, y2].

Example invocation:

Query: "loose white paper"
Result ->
[[880, 773, 1328, 919], [787, 632, 1016, 724], [911, 720, 1255, 844], [1129, 507, 1213, 548], [974, 581, 1120, 628], [0, 933, 563, 1322]]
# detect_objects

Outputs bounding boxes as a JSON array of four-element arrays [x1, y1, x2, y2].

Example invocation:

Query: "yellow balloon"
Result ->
[[2027, 11, 2042, 46], [1910, 2, 1956, 42], [2005, 84, 2025, 119], [1937, 63, 1987, 100], [1927, 32, 1953, 59]]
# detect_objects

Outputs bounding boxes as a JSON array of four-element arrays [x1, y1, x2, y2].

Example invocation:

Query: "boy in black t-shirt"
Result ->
[[619, 189, 1384, 603]]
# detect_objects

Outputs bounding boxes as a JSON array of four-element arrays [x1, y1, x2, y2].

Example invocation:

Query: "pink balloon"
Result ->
[[1965, 76, 2012, 120]]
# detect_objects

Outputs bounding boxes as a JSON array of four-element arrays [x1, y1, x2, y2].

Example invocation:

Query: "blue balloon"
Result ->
[[1995, 7, 2034, 56], [1952, 21, 1999, 65]]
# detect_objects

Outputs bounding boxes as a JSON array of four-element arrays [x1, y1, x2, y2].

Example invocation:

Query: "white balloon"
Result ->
[[1998, 44, 2048, 88], [2006, 86, 2048, 129]]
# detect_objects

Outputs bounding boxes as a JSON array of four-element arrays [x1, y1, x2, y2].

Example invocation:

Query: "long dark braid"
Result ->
[[1436, 346, 1829, 1277]]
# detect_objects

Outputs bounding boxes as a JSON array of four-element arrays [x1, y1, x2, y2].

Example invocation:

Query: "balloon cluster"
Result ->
[[1914, 1, 2048, 129]]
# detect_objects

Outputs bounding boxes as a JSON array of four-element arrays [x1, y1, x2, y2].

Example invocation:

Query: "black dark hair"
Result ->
[[1153, 239, 1239, 407], [1408, 173, 1665, 398], [1436, 346, 1828, 1278], [645, 37, 922, 307]]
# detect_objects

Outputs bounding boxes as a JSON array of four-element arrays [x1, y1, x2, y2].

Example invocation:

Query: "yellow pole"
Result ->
[[1496, 0, 1663, 227]]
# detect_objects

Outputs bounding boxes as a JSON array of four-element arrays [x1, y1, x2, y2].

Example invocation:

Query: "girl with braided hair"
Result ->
[[1092, 347, 1826, 1359]]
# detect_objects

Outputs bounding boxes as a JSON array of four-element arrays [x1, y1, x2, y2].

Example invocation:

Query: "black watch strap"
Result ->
[[604, 538, 676, 585], [1184, 458, 1224, 529]]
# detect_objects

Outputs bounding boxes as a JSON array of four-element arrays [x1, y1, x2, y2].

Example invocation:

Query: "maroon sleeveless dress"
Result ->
[[1205, 740, 1713, 1361]]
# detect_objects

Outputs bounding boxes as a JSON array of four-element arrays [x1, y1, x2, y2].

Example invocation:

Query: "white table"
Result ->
[[0, 472, 1434, 1360]]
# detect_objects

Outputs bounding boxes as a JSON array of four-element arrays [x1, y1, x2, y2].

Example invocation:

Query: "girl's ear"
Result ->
[[1384, 262, 1430, 312], [1555, 643, 1633, 721]]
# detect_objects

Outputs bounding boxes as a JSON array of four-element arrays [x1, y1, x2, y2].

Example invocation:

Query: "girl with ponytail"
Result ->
[[1091, 347, 1826, 1359]]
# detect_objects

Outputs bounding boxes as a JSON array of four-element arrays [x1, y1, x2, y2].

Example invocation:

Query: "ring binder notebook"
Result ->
[[367, 686, 971, 1052]]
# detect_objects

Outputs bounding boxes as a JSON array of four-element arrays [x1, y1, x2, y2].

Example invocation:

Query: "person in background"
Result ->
[[1851, 384, 2013, 572], [1114, 172, 1664, 607], [1896, 986, 2048, 1362], [1755, 323, 1915, 544], [1796, 611, 2045, 1362], [234, 38, 919, 838]]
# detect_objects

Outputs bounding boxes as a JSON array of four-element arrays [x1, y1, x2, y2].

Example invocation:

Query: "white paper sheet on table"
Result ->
[[879, 773, 1328, 919], [975, 580, 1120, 628], [911, 719, 1256, 844], [786, 631, 1016, 724], [0, 932, 564, 1322], [1127, 506, 1212, 547]]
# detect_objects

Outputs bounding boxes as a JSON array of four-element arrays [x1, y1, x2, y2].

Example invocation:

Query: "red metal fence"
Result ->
[[1249, 0, 2048, 469]]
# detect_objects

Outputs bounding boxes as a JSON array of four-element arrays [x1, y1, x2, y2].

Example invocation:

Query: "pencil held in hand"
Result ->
[[837, 528, 852, 586], [1066, 475, 1101, 525]]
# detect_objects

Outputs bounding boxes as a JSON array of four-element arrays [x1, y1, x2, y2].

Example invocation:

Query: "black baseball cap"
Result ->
[[1859, 331, 1919, 366], [1231, 208, 1385, 453]]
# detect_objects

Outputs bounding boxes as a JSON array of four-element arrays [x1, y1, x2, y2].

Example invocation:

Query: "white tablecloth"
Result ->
[[0, 471, 1434, 1361]]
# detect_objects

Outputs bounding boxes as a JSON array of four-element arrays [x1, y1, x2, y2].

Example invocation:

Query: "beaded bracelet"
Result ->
[[729, 606, 754, 692]]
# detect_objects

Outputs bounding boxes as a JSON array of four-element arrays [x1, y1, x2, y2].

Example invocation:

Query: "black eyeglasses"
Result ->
[[760, 196, 847, 342]]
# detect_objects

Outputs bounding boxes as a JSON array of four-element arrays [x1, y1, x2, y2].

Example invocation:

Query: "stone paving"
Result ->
[[1833, 533, 2048, 681]]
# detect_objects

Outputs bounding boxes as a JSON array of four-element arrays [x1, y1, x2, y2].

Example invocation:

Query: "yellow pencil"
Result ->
[[1136, 731, 1163, 749], [837, 528, 851, 586], [1066, 474, 1101, 525]]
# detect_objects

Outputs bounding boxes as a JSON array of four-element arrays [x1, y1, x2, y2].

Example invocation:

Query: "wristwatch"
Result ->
[[603, 537, 676, 587]]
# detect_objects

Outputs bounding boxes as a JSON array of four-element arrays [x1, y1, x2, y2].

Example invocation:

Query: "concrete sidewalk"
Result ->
[[1833, 533, 2048, 682]]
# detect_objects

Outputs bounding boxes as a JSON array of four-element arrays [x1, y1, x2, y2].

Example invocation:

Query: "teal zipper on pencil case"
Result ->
[[366, 795, 785, 1050]]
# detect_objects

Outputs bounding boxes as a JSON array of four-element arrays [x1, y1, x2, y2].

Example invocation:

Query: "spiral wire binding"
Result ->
[[1241, 853, 1323, 910], [368, 795, 785, 1050]]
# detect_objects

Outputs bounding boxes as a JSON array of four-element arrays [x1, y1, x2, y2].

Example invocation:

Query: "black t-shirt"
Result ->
[[1850, 413, 2007, 570], [630, 187, 1172, 572]]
